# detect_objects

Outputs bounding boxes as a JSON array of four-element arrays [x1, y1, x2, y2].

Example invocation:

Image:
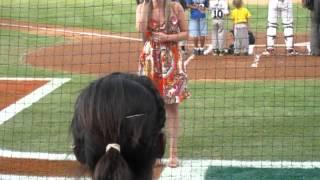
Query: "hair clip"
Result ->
[[106, 143, 121, 153], [125, 114, 145, 119]]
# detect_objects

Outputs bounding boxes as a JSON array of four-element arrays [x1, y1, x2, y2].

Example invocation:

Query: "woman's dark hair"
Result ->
[[71, 72, 166, 180]]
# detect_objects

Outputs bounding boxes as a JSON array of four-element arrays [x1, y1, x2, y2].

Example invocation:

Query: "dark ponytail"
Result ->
[[94, 149, 133, 180], [71, 73, 166, 180]]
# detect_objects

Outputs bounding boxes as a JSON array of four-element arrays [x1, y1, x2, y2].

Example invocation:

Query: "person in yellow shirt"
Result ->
[[230, 0, 251, 55]]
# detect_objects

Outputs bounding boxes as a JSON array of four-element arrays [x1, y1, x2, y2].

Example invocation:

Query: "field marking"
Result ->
[[1, 147, 320, 170], [0, 22, 142, 42], [249, 41, 310, 68], [0, 148, 75, 161], [0, 22, 311, 49], [160, 159, 320, 180], [0, 174, 90, 180], [0, 77, 70, 125], [2, 148, 320, 180]]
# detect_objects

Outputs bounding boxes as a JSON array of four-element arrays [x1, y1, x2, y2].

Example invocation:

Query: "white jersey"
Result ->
[[209, 0, 229, 20]]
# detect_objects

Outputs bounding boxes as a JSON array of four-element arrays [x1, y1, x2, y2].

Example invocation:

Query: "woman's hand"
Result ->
[[152, 32, 169, 43]]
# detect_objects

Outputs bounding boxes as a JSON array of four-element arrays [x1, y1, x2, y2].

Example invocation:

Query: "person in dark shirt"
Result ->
[[186, 0, 209, 55]]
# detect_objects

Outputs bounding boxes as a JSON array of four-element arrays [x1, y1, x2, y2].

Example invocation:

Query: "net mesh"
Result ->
[[0, 0, 319, 179]]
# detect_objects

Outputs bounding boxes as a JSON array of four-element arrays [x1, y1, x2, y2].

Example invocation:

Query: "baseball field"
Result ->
[[0, 0, 320, 179]]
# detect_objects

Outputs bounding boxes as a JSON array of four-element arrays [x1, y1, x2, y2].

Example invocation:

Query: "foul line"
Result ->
[[0, 174, 90, 180], [0, 148, 75, 161], [1, 149, 320, 180], [0, 77, 71, 125], [1, 147, 320, 170], [0, 22, 142, 42], [160, 159, 320, 180], [1, 157, 320, 179], [0, 22, 311, 50]]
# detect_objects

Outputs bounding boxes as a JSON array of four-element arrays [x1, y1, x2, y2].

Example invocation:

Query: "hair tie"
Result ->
[[106, 143, 121, 153], [125, 113, 145, 119]]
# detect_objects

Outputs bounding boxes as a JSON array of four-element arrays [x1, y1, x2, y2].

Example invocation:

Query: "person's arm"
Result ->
[[246, 9, 252, 29], [186, 0, 199, 10], [152, 2, 188, 42], [136, 1, 150, 33], [224, 2, 230, 16]]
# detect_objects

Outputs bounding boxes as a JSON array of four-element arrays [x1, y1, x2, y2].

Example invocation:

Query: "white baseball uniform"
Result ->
[[267, 0, 294, 50], [209, 0, 229, 51]]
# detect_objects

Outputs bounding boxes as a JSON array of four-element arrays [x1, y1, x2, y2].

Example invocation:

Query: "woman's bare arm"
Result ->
[[136, 1, 149, 32]]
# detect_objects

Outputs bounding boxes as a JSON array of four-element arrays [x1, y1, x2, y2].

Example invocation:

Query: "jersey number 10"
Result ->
[[212, 9, 224, 18]]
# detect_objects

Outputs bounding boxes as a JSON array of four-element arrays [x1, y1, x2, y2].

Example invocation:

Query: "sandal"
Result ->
[[168, 158, 179, 168]]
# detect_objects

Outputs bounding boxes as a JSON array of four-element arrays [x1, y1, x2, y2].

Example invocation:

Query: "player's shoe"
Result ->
[[213, 49, 219, 56], [234, 52, 240, 56], [193, 48, 199, 55], [262, 48, 275, 56], [204, 49, 212, 56], [219, 52, 224, 56], [287, 49, 299, 56], [243, 52, 249, 56], [198, 48, 205, 56]]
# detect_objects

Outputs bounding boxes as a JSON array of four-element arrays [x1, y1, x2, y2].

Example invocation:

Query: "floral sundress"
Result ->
[[139, 13, 190, 104]]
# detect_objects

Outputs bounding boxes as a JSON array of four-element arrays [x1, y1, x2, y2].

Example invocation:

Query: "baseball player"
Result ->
[[302, 0, 320, 56], [204, 0, 229, 56], [264, 0, 296, 56]]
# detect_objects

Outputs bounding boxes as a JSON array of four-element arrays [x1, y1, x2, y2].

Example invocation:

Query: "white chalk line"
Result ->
[[249, 42, 310, 68], [1, 158, 319, 179], [0, 77, 71, 125], [0, 22, 312, 70], [0, 174, 90, 180], [2, 148, 320, 180], [0, 22, 311, 49], [1, 147, 320, 170], [160, 159, 320, 180], [0, 148, 75, 161], [0, 23, 142, 42]]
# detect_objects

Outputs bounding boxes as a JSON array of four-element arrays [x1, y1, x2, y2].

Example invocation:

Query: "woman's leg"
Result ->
[[166, 103, 180, 167]]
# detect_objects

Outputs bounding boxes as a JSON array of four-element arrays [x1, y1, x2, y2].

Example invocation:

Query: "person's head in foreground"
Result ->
[[71, 72, 166, 180], [233, 0, 243, 8]]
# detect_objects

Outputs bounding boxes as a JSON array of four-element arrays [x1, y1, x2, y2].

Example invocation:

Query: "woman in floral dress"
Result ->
[[136, 0, 189, 168]]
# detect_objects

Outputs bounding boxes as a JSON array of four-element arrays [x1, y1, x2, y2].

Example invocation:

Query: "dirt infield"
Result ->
[[0, 157, 163, 179], [25, 32, 320, 80], [0, 80, 48, 110]]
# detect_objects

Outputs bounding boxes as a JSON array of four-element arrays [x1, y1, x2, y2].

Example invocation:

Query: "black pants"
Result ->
[[310, 21, 320, 55], [310, 1, 320, 56]]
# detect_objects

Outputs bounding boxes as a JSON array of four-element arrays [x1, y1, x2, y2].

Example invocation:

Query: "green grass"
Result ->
[[1, 80, 320, 162], [0, 29, 66, 77], [0, 0, 311, 33], [178, 80, 320, 161], [0, 0, 318, 164], [0, 0, 137, 33], [205, 166, 320, 180], [0, 29, 96, 153], [0, 76, 95, 153], [210, 4, 310, 33]]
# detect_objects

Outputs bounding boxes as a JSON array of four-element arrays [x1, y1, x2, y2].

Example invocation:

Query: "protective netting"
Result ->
[[0, 0, 319, 179]]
